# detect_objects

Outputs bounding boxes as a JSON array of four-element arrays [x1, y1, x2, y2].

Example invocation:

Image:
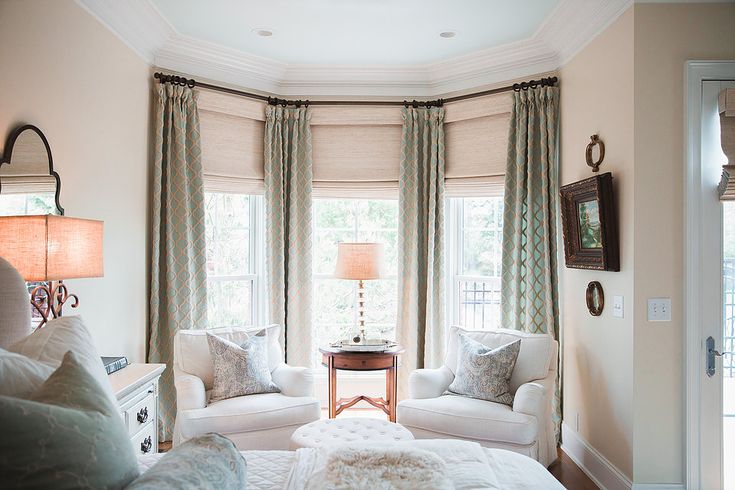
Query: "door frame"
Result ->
[[684, 60, 735, 489]]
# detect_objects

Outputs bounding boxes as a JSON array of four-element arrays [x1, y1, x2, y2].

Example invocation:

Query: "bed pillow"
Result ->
[[447, 334, 521, 406], [0, 351, 139, 489], [207, 331, 280, 403], [0, 347, 54, 398], [126, 433, 247, 490], [8, 315, 118, 406]]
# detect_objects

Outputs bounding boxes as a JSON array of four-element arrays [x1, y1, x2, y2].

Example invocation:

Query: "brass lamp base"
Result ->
[[30, 280, 79, 328]]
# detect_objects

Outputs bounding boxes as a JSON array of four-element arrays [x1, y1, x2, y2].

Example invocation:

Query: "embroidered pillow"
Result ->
[[447, 334, 521, 406], [207, 332, 280, 403], [127, 433, 247, 490]]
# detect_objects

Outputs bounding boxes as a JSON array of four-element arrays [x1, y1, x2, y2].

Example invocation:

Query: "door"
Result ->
[[698, 78, 735, 490]]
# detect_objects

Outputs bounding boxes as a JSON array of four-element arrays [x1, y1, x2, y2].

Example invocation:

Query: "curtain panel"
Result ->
[[148, 84, 208, 441], [397, 106, 447, 398], [500, 86, 561, 440], [264, 105, 314, 367]]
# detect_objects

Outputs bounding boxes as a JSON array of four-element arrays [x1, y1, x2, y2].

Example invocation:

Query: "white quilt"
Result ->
[[138, 442, 564, 490]]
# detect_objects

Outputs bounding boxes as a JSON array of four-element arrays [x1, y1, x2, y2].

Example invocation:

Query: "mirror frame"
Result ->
[[0, 124, 64, 215]]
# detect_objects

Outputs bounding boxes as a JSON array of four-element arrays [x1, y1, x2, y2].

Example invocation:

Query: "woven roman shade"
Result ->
[[719, 88, 735, 200], [197, 89, 266, 194], [196, 88, 512, 198]]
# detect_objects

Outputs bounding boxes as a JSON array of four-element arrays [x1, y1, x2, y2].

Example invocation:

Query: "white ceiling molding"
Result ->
[[76, 0, 632, 97]]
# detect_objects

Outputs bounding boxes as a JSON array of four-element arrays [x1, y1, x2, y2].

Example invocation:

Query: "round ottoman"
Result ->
[[289, 418, 414, 449]]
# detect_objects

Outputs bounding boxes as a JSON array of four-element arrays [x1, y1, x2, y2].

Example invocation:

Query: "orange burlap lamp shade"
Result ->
[[334, 242, 385, 280], [0, 215, 103, 281]]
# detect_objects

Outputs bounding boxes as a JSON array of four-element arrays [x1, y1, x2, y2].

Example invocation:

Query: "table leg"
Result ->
[[328, 356, 337, 418], [386, 356, 398, 422]]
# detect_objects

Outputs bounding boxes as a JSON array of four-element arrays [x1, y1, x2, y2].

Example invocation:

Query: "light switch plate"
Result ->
[[613, 295, 624, 318], [647, 298, 672, 322]]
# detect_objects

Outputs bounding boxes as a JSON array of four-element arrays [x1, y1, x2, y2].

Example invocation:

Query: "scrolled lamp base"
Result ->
[[30, 280, 79, 328]]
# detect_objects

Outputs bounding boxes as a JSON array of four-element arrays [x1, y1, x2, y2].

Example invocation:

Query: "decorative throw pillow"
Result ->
[[207, 331, 280, 403], [126, 433, 247, 490], [0, 347, 54, 398], [0, 351, 139, 489], [9, 315, 118, 407], [447, 334, 521, 406]]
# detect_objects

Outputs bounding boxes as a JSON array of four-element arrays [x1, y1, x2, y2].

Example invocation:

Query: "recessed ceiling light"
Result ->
[[439, 31, 457, 39], [252, 28, 274, 37]]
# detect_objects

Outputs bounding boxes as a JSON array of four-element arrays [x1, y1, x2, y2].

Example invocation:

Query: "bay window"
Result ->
[[204, 192, 266, 328]]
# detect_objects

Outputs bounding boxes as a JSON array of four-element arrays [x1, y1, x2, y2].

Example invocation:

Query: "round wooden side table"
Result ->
[[319, 345, 405, 422]]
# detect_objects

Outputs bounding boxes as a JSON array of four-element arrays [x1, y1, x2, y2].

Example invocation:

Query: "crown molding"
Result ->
[[77, 0, 631, 96]]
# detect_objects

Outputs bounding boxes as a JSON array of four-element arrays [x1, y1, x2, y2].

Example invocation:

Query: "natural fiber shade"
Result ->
[[0, 215, 104, 281], [334, 242, 385, 280]]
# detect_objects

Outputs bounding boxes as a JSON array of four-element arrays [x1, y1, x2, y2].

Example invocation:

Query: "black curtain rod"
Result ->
[[153, 72, 558, 107]]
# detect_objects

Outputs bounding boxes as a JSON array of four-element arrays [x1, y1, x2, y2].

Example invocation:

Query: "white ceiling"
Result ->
[[149, 0, 559, 65], [77, 0, 633, 96]]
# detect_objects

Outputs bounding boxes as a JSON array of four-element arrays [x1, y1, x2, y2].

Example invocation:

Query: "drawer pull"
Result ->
[[140, 436, 152, 453], [136, 407, 148, 424]]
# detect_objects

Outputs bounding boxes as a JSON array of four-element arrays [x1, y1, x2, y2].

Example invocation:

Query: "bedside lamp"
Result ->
[[0, 215, 103, 328], [334, 242, 385, 343]]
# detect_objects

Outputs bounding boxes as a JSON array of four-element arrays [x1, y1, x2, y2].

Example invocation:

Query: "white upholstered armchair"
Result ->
[[172, 325, 320, 450], [396, 326, 559, 467]]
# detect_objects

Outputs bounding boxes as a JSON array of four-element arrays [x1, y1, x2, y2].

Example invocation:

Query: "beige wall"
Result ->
[[559, 8, 635, 479], [632, 2, 735, 484], [0, 0, 151, 361]]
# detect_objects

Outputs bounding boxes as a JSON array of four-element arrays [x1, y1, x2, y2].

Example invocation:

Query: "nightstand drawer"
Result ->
[[132, 424, 156, 456], [125, 390, 155, 436]]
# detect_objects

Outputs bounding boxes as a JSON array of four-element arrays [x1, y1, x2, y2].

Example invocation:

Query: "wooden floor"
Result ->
[[550, 448, 599, 489]]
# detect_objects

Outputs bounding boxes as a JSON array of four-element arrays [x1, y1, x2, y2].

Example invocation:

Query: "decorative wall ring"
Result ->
[[585, 134, 605, 172]]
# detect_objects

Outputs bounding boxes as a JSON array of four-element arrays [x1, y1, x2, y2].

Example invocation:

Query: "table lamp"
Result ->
[[334, 242, 385, 343], [0, 215, 104, 327]]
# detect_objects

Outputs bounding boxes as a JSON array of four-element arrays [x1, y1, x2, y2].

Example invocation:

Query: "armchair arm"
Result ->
[[173, 367, 206, 411], [272, 363, 314, 397], [512, 382, 546, 418], [408, 365, 455, 399]]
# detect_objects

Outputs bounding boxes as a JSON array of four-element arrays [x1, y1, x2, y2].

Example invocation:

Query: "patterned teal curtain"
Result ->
[[397, 107, 446, 398], [148, 83, 208, 441], [501, 86, 560, 440], [264, 106, 314, 367]]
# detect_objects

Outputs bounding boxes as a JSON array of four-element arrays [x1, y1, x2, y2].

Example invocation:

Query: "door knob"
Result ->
[[706, 336, 733, 377]]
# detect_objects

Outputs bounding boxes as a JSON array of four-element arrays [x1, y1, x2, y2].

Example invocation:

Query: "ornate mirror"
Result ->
[[586, 281, 604, 316], [0, 125, 63, 215]]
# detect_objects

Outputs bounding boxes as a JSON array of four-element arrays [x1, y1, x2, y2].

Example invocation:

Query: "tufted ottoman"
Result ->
[[289, 418, 414, 449]]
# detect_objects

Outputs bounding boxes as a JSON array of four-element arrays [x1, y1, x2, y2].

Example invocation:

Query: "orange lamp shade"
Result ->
[[334, 242, 385, 280], [0, 215, 104, 281]]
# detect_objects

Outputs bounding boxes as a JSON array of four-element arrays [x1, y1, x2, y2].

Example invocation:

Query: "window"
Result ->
[[313, 199, 399, 361], [0, 193, 56, 216], [447, 196, 504, 330], [204, 192, 265, 328]]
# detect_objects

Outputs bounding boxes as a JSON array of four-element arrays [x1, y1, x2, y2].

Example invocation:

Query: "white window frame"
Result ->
[[204, 191, 267, 327], [446, 196, 503, 331]]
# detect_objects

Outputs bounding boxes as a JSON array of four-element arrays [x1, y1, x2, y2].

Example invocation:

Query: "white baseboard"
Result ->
[[631, 485, 685, 490], [560, 423, 632, 490]]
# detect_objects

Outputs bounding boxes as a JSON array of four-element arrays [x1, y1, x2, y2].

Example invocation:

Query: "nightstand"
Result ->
[[109, 363, 166, 455]]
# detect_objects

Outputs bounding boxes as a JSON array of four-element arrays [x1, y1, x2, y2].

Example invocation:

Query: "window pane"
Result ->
[[207, 279, 252, 327], [461, 197, 504, 277], [0, 193, 56, 216], [458, 279, 502, 330], [205, 193, 250, 276], [313, 198, 399, 364]]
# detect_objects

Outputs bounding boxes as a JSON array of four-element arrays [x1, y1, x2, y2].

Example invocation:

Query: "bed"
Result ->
[[138, 440, 565, 490]]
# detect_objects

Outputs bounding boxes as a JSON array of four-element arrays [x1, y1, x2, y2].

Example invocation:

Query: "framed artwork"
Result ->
[[560, 172, 619, 271]]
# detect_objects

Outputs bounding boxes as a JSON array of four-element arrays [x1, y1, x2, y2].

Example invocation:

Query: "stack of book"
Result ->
[[101, 356, 128, 375]]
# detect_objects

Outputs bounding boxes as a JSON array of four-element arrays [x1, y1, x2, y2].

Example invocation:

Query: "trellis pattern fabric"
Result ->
[[206, 332, 279, 402], [397, 107, 446, 398], [447, 335, 520, 406], [264, 106, 314, 367], [500, 86, 561, 439], [149, 83, 208, 441]]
